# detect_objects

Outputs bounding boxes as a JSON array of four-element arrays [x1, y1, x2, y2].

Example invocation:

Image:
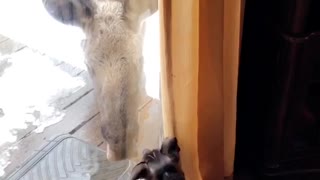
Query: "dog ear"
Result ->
[[130, 162, 151, 180], [142, 148, 152, 160], [42, 0, 95, 26], [160, 137, 180, 163], [123, 0, 158, 32]]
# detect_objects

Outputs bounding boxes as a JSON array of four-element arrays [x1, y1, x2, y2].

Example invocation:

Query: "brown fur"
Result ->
[[42, 0, 158, 160]]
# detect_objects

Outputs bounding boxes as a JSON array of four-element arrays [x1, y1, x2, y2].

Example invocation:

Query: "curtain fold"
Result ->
[[159, 0, 244, 179]]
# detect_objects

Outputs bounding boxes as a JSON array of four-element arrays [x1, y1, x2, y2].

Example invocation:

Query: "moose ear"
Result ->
[[42, 0, 95, 26], [123, 0, 158, 31], [130, 162, 151, 180]]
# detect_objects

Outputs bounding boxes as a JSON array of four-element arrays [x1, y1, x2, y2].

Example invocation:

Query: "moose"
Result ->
[[42, 0, 158, 161]]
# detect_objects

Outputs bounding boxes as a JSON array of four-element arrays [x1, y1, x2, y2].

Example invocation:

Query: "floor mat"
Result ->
[[6, 134, 131, 180]]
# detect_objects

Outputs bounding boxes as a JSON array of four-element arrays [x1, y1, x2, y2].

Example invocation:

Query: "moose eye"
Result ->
[[85, 6, 92, 17]]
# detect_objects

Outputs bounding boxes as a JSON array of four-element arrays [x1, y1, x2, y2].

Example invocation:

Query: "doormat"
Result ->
[[6, 134, 131, 180]]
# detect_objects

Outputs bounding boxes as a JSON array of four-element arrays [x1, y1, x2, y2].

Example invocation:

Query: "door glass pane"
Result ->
[[0, 0, 162, 179]]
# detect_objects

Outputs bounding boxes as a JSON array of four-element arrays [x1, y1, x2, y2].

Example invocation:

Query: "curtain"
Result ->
[[159, 0, 245, 179]]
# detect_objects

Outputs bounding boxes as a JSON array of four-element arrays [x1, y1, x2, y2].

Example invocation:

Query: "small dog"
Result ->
[[130, 137, 185, 180]]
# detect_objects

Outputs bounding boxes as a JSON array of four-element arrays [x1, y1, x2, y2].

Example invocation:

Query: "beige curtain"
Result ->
[[159, 0, 245, 179]]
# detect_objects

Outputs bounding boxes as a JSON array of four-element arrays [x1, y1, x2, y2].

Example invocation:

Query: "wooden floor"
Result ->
[[0, 34, 162, 179]]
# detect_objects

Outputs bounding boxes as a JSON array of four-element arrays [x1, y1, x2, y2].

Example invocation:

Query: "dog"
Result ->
[[130, 137, 185, 180]]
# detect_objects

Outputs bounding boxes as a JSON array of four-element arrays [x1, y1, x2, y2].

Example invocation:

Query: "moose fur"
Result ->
[[42, 0, 158, 160]]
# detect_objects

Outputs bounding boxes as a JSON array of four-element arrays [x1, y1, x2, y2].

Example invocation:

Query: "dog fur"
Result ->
[[130, 137, 185, 180]]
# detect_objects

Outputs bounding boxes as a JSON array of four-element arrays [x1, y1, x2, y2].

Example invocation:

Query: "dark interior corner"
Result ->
[[234, 0, 320, 179]]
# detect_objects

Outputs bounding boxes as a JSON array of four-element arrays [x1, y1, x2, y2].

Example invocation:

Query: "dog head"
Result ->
[[130, 137, 185, 180]]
